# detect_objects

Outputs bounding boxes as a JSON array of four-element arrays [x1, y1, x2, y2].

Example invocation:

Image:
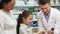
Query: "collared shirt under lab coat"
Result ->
[[37, 7, 60, 34], [20, 24, 32, 34], [0, 10, 17, 34]]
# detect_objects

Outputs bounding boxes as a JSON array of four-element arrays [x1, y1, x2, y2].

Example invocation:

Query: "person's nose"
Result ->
[[43, 9, 47, 12]]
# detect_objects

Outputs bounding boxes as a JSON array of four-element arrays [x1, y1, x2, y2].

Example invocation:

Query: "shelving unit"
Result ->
[[12, 0, 60, 33], [12, 0, 60, 27]]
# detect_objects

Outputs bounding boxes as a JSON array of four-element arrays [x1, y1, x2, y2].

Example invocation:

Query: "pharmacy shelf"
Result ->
[[15, 0, 60, 7]]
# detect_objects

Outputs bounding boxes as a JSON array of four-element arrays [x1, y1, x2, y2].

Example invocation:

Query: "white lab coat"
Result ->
[[20, 24, 32, 34], [37, 7, 60, 34], [0, 10, 17, 34]]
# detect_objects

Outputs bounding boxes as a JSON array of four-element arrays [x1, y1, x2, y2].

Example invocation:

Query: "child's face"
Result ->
[[23, 14, 33, 25]]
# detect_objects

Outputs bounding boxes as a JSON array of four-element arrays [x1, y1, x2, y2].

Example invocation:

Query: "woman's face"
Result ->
[[4, 0, 15, 10], [23, 14, 33, 25]]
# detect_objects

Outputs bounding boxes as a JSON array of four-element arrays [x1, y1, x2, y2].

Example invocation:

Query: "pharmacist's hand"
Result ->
[[48, 30, 54, 34]]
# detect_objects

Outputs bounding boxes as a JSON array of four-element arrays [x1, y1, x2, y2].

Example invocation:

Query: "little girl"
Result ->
[[17, 10, 33, 34]]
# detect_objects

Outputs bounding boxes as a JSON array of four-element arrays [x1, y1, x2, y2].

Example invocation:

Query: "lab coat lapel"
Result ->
[[48, 9, 53, 23], [41, 11, 47, 28], [47, 8, 55, 29], [41, 8, 54, 28]]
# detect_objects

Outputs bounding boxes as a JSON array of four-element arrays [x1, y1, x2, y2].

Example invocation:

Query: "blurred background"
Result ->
[[12, 0, 60, 33]]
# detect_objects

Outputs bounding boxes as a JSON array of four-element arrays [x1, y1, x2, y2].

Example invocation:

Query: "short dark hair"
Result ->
[[0, 0, 11, 9], [38, 0, 50, 5]]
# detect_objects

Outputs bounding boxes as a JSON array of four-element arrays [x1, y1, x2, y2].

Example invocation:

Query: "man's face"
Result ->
[[40, 3, 50, 14]]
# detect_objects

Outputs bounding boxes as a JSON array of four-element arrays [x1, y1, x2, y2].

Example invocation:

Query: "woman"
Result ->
[[0, 0, 17, 34], [17, 10, 33, 34]]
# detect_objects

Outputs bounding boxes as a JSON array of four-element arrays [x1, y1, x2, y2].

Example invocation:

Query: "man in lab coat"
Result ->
[[37, 0, 60, 34]]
